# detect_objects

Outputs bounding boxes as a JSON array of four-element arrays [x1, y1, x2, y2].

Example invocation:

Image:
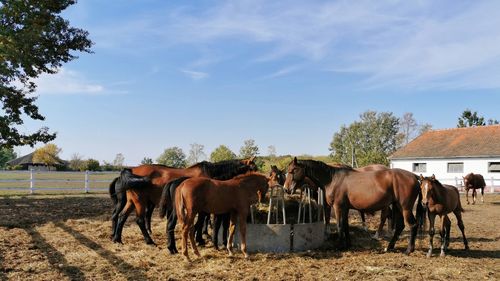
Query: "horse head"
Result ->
[[419, 174, 437, 207], [269, 165, 286, 186], [283, 157, 306, 194]]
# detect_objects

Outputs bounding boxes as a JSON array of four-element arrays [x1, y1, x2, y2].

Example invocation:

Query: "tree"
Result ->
[[0, 146, 16, 169], [187, 143, 206, 165], [68, 153, 85, 171], [32, 143, 62, 165], [329, 111, 399, 166], [239, 139, 259, 159], [0, 0, 93, 147], [113, 153, 125, 169], [399, 112, 418, 146], [267, 145, 277, 158], [156, 147, 186, 168], [85, 158, 100, 171], [210, 145, 236, 162], [418, 123, 433, 135], [487, 119, 499, 125], [458, 109, 485, 127], [141, 157, 153, 164]]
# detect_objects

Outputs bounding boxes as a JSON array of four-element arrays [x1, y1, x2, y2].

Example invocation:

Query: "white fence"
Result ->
[[0, 170, 119, 194]]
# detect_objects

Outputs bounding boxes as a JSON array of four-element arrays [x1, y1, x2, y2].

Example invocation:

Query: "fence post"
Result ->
[[85, 171, 89, 193], [454, 177, 458, 189], [29, 169, 34, 194], [491, 177, 495, 193]]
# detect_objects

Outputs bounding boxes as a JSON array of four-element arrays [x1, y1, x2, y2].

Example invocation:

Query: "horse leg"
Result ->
[[227, 212, 238, 256], [222, 213, 230, 248], [238, 212, 249, 258], [166, 207, 179, 254], [465, 188, 470, 204], [454, 209, 469, 250], [135, 203, 156, 245], [342, 207, 351, 249], [481, 187, 485, 203], [113, 199, 134, 243], [374, 207, 388, 240], [386, 206, 404, 252], [145, 201, 155, 234], [110, 196, 126, 240], [402, 208, 418, 254], [181, 219, 190, 261], [194, 212, 207, 246], [472, 189, 477, 205], [440, 215, 451, 257], [212, 214, 222, 250], [203, 214, 211, 237], [333, 204, 342, 243], [359, 211, 368, 231], [188, 215, 201, 258], [427, 212, 436, 258]]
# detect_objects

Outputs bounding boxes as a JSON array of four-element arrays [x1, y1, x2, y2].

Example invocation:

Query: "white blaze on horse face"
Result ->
[[422, 181, 430, 203]]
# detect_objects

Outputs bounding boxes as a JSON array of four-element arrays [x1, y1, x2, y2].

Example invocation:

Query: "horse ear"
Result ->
[[431, 174, 436, 180], [293, 157, 298, 164], [419, 174, 424, 180]]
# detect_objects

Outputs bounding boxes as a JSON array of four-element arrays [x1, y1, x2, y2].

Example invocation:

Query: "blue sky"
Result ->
[[17, 0, 500, 165]]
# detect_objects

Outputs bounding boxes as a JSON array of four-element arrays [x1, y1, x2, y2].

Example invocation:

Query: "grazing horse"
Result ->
[[284, 158, 424, 254], [164, 173, 270, 260], [419, 175, 469, 257], [463, 173, 486, 204], [110, 157, 257, 246]]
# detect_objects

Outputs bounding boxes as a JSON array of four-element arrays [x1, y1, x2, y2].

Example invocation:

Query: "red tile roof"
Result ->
[[390, 125, 500, 159]]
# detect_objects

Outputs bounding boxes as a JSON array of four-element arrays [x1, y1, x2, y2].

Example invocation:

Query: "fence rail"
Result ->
[[0, 170, 119, 194]]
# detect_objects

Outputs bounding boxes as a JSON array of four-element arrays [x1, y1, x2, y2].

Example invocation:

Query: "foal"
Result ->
[[420, 175, 469, 257], [171, 173, 270, 260]]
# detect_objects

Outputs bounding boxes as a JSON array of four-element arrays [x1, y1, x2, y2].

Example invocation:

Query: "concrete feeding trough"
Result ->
[[229, 185, 327, 253]]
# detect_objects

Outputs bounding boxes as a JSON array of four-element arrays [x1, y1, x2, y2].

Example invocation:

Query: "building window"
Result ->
[[413, 163, 426, 173], [447, 162, 464, 173], [488, 162, 500, 173]]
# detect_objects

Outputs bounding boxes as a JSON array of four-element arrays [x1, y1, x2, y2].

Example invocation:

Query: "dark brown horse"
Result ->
[[419, 175, 469, 257], [463, 173, 486, 204], [110, 157, 257, 246], [284, 158, 424, 254], [166, 173, 270, 260]]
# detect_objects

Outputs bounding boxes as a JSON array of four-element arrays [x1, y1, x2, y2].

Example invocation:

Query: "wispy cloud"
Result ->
[[92, 0, 500, 90], [263, 65, 301, 79], [35, 68, 105, 95], [181, 70, 209, 80]]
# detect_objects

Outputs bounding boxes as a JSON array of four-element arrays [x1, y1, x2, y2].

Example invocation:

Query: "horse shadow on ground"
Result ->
[[445, 249, 500, 259], [0, 196, 111, 228]]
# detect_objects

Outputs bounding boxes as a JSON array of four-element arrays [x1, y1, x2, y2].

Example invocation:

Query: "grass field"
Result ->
[[0, 193, 498, 280]]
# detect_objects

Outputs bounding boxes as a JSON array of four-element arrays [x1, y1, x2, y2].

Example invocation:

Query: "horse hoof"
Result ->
[[426, 252, 432, 258], [440, 252, 445, 257], [465, 245, 470, 251], [467, 202, 470, 205]]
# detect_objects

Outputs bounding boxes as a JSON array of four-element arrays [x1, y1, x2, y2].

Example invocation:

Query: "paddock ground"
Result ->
[[0, 194, 498, 281]]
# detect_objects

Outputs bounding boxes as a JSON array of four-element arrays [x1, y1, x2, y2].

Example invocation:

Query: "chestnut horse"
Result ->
[[419, 175, 469, 257], [165, 173, 270, 260], [284, 158, 424, 254], [110, 157, 257, 245], [463, 173, 486, 204]]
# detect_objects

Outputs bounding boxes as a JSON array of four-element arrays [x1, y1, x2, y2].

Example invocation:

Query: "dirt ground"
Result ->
[[0, 193, 498, 281]]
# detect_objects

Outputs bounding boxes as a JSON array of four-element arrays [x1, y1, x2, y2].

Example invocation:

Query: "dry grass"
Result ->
[[0, 194, 498, 281]]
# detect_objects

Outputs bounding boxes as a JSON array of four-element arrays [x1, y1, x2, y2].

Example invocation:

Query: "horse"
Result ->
[[284, 158, 424, 254], [419, 175, 469, 257], [110, 157, 257, 246], [284, 162, 394, 239], [463, 173, 486, 204], [163, 173, 270, 260]]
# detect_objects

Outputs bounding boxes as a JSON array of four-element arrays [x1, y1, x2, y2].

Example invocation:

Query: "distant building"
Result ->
[[390, 125, 500, 190], [6, 152, 67, 171]]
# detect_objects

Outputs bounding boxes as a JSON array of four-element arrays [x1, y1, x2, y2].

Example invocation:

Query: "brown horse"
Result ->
[[166, 173, 270, 260], [284, 158, 424, 254], [419, 175, 469, 257], [111, 157, 257, 246], [463, 173, 486, 204]]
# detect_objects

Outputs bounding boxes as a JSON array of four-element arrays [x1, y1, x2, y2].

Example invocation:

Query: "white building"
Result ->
[[390, 125, 500, 191]]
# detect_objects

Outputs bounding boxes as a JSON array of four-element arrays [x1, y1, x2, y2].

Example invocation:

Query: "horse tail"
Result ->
[[109, 177, 119, 204], [120, 168, 152, 190], [414, 174, 426, 234], [159, 177, 190, 218]]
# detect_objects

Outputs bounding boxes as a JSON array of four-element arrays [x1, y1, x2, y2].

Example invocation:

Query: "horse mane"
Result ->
[[297, 159, 354, 187], [191, 160, 250, 180]]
